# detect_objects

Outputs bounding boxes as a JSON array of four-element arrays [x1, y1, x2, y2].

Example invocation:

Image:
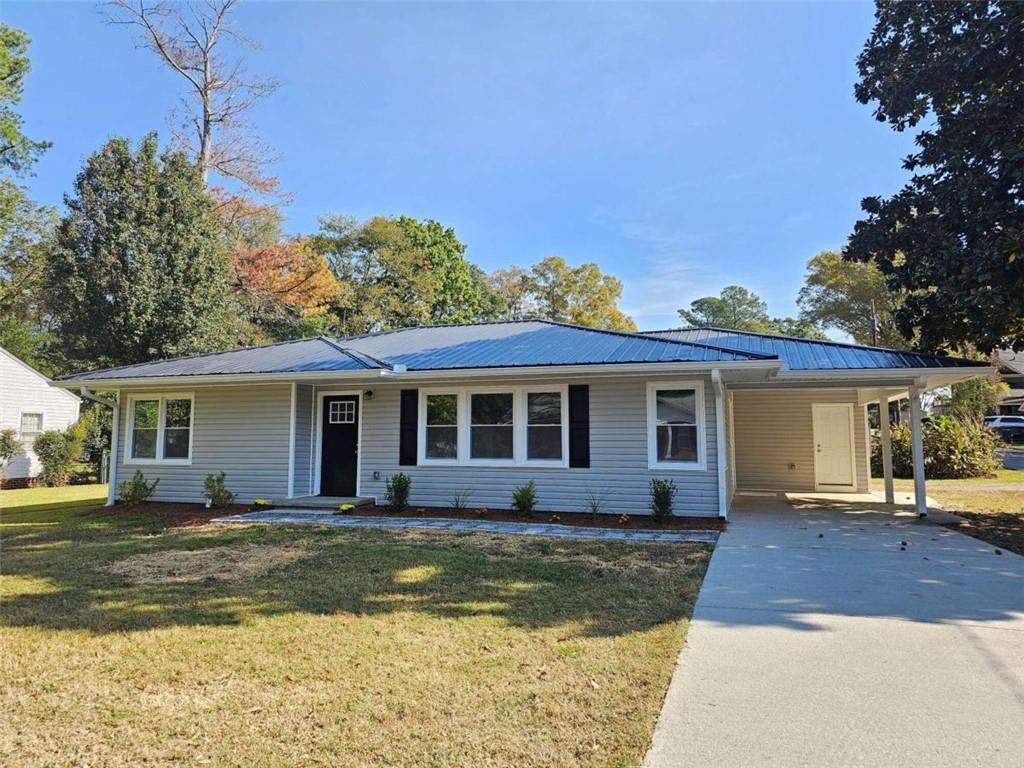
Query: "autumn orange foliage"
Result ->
[[230, 241, 339, 318]]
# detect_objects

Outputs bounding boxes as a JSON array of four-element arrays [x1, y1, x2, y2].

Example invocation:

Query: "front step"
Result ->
[[270, 496, 374, 510]]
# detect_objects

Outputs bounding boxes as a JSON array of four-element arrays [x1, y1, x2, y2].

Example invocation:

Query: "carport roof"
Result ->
[[643, 327, 989, 371]]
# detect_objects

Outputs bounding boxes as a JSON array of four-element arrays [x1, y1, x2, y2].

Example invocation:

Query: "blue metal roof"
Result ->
[[644, 327, 988, 371], [63, 338, 378, 381], [60, 321, 771, 381], [341, 321, 769, 370]]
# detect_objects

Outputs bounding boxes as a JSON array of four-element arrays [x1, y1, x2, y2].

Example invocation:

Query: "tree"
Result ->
[[797, 250, 908, 347], [230, 239, 339, 342], [311, 214, 486, 335], [678, 285, 770, 330], [45, 134, 231, 369], [488, 266, 535, 321], [214, 191, 284, 250], [0, 24, 50, 176], [104, 0, 280, 197], [529, 256, 636, 331], [769, 317, 830, 342], [845, 1, 1024, 351], [394, 216, 482, 324], [679, 284, 827, 339], [312, 215, 436, 335]]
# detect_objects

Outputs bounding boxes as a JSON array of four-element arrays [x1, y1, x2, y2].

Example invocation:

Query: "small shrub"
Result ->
[[119, 470, 159, 506], [385, 472, 411, 513], [0, 428, 20, 477], [253, 498, 270, 508], [872, 416, 999, 479], [335, 503, 356, 515], [649, 478, 678, 521], [618, 513, 630, 525], [203, 472, 236, 508], [511, 481, 537, 516], [449, 490, 472, 515], [582, 488, 610, 520], [33, 427, 83, 487]]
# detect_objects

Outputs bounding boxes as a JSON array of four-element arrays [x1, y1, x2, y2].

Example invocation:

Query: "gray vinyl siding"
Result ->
[[731, 388, 869, 493], [292, 384, 314, 497], [356, 376, 721, 517], [114, 384, 291, 504]]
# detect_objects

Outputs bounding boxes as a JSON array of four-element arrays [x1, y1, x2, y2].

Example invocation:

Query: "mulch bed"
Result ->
[[100, 502, 725, 532], [97, 502, 251, 528], [285, 504, 726, 532]]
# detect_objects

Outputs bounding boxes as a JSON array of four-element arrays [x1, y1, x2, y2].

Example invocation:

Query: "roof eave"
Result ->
[[49, 358, 783, 389]]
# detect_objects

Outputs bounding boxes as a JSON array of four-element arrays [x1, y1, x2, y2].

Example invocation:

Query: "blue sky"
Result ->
[[6, 1, 914, 331]]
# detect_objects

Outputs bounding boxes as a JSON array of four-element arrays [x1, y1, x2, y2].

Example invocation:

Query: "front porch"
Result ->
[[271, 495, 374, 511]]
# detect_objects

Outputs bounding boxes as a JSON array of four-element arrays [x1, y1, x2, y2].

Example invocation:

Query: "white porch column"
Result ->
[[909, 385, 927, 516], [105, 391, 120, 507], [877, 390, 894, 504], [712, 370, 729, 519]]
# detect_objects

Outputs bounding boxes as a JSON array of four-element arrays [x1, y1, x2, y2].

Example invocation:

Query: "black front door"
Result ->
[[320, 395, 359, 496]]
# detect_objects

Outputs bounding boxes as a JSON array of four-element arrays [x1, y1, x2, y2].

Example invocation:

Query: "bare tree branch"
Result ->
[[102, 0, 281, 199]]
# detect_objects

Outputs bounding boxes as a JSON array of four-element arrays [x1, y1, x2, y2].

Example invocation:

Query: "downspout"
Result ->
[[711, 370, 729, 519], [105, 390, 120, 507]]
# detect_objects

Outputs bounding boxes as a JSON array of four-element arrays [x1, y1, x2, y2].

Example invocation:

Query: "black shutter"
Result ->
[[568, 384, 590, 468], [399, 389, 418, 466]]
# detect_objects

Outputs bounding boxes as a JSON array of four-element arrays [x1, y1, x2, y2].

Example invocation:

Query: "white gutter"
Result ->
[[711, 370, 729, 519], [78, 386, 117, 408], [51, 359, 782, 389], [772, 366, 995, 383]]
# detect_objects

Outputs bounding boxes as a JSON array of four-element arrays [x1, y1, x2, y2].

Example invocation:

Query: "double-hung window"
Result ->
[[424, 393, 458, 460], [470, 392, 514, 461], [647, 381, 705, 470], [19, 412, 43, 439], [126, 394, 193, 464], [418, 386, 567, 466]]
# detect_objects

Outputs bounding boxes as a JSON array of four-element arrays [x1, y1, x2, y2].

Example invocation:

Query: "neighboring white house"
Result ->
[[0, 346, 81, 487]]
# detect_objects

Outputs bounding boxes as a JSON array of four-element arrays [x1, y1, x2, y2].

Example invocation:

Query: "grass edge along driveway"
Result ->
[[0, 486, 711, 767]]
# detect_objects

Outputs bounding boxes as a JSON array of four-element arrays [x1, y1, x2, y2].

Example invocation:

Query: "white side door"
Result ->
[[812, 403, 855, 489]]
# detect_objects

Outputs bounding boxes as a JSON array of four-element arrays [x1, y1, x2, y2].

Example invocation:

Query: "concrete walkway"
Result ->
[[212, 510, 720, 543], [645, 496, 1024, 768]]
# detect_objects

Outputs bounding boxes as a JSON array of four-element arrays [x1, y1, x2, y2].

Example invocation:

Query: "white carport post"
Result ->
[[877, 390, 894, 504], [908, 383, 927, 517]]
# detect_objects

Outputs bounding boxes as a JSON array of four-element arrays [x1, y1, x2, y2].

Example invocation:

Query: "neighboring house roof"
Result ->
[[643, 327, 988, 372], [0, 346, 81, 402], [58, 321, 772, 382], [995, 349, 1024, 377]]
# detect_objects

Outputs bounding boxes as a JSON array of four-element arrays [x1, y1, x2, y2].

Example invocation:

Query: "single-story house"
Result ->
[[1, 346, 82, 488], [52, 322, 991, 517]]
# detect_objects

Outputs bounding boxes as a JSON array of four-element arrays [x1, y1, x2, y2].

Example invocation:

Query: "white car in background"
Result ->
[[984, 415, 1024, 445]]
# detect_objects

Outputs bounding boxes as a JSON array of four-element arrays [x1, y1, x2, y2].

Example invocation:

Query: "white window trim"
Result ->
[[123, 392, 194, 466], [417, 385, 569, 468], [646, 380, 707, 471], [17, 409, 44, 441]]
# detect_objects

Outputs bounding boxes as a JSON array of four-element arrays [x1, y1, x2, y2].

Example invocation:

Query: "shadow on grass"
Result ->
[[0, 502, 711, 638]]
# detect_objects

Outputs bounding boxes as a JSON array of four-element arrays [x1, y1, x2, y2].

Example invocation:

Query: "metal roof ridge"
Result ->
[[318, 337, 392, 370], [533, 319, 778, 360]]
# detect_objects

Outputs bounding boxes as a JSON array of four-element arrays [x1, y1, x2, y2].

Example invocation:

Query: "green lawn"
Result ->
[[0, 486, 711, 767]]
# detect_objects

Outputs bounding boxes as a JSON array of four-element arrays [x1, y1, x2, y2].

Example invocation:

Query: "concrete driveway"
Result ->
[[645, 496, 1024, 768]]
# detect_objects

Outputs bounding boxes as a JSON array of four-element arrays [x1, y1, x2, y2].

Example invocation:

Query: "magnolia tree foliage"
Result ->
[[846, 1, 1024, 351], [45, 134, 232, 369]]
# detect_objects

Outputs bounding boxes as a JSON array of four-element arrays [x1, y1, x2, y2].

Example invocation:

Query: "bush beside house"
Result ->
[[872, 416, 999, 480]]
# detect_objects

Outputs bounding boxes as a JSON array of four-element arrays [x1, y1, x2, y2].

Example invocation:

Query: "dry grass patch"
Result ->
[[0, 495, 712, 767], [101, 542, 313, 584]]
